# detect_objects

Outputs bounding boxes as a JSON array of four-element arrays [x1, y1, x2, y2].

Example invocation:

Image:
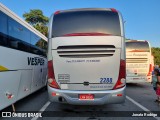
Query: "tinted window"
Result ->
[[31, 34, 47, 49], [8, 18, 30, 43], [52, 10, 121, 37], [31, 33, 47, 56], [0, 11, 7, 34], [0, 11, 46, 57], [0, 11, 8, 46], [8, 18, 30, 52], [126, 41, 150, 52], [31, 34, 40, 46]]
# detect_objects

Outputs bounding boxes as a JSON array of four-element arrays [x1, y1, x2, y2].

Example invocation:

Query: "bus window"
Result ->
[[52, 10, 121, 37], [0, 11, 8, 46]]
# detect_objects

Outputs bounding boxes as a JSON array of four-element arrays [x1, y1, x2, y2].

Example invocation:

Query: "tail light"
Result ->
[[147, 64, 152, 76], [113, 60, 126, 89], [111, 8, 118, 13], [48, 60, 60, 89], [54, 11, 60, 15]]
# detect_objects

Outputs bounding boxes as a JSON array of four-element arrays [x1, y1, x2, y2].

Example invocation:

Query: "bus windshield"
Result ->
[[126, 41, 150, 52], [52, 10, 121, 37]]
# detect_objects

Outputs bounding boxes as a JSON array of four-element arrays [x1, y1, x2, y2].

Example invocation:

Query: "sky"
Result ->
[[0, 0, 160, 47]]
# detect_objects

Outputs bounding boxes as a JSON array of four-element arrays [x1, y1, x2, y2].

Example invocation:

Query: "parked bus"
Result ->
[[0, 3, 47, 110], [126, 40, 152, 83], [47, 8, 126, 105]]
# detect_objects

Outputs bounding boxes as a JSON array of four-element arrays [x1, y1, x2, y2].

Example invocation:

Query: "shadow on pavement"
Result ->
[[126, 83, 149, 88]]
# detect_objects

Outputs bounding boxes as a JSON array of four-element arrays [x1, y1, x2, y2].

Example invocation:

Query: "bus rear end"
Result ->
[[47, 8, 126, 105], [126, 40, 152, 83]]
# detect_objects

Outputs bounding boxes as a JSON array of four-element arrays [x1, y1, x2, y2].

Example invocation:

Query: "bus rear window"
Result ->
[[52, 10, 121, 37], [126, 42, 150, 52]]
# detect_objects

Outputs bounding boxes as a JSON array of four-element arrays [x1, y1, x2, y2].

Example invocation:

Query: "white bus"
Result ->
[[126, 40, 152, 83], [0, 3, 47, 110], [47, 8, 126, 105]]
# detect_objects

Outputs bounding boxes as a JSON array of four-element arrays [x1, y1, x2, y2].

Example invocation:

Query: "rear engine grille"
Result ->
[[56, 45, 116, 58]]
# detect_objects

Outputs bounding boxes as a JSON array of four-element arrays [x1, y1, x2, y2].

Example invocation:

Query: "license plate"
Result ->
[[79, 94, 94, 100]]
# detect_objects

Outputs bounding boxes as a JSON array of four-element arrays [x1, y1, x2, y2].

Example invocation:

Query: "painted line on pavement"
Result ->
[[32, 96, 160, 119], [127, 96, 160, 120], [31, 101, 51, 120]]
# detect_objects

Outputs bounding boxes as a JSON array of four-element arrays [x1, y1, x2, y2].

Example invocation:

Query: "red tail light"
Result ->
[[113, 60, 126, 89], [147, 64, 152, 76], [54, 11, 60, 15], [117, 94, 123, 97], [48, 60, 60, 89], [111, 8, 118, 13]]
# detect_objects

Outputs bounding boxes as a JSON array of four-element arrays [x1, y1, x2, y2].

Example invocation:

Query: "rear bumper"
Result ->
[[47, 85, 126, 105], [126, 76, 149, 83]]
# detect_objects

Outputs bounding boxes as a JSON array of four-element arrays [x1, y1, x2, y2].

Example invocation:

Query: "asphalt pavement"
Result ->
[[1, 83, 160, 120]]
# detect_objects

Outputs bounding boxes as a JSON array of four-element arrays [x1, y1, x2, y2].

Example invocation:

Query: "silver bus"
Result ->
[[47, 8, 126, 105]]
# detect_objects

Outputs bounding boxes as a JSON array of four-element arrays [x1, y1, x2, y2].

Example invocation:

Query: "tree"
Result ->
[[23, 9, 49, 50], [23, 9, 49, 36], [151, 47, 160, 66], [23, 9, 48, 26]]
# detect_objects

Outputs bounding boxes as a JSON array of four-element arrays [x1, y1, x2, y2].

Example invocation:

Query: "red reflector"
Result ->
[[117, 94, 123, 96], [52, 92, 56, 96], [49, 79, 60, 89], [54, 11, 60, 15], [111, 8, 118, 13], [8, 95, 12, 99]]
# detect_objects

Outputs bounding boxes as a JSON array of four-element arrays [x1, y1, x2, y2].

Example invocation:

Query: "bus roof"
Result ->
[[126, 40, 149, 43], [54, 8, 118, 15], [0, 3, 47, 41]]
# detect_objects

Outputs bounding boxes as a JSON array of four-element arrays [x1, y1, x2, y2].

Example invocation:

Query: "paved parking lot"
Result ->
[[1, 83, 160, 120]]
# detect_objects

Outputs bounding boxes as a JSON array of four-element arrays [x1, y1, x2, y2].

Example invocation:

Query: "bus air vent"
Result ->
[[56, 45, 116, 58]]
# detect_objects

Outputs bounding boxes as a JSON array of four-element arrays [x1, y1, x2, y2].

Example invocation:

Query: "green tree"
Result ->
[[23, 9, 49, 36], [23, 9, 49, 50], [23, 9, 48, 25], [151, 47, 160, 66]]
